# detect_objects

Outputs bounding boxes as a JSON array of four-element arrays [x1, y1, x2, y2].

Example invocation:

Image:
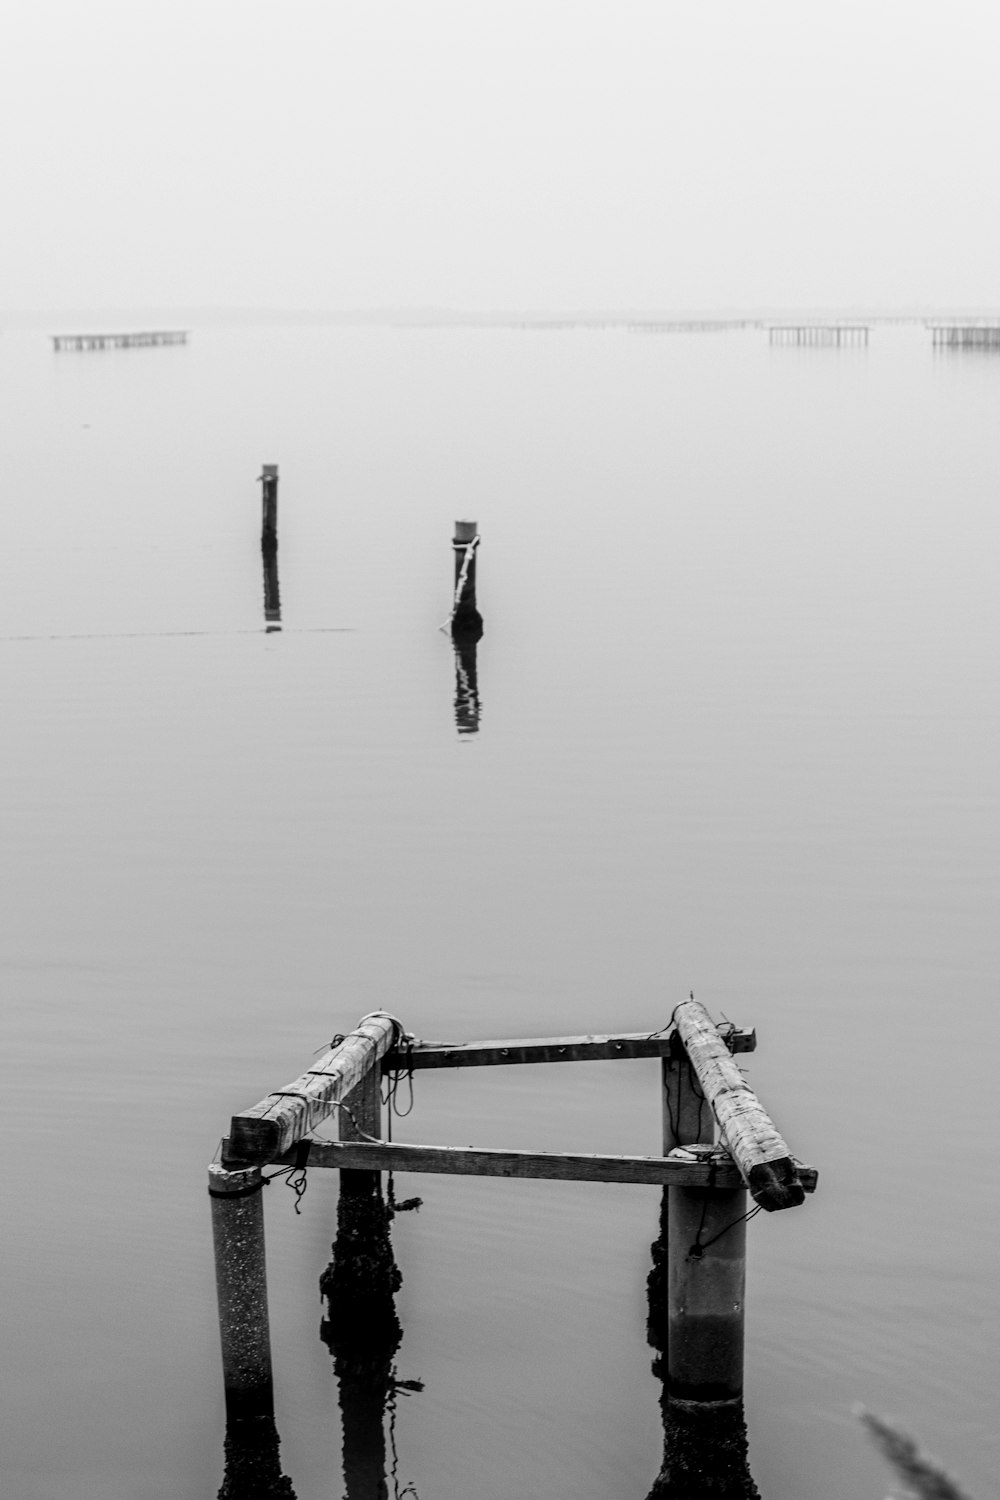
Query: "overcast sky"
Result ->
[[3, 2, 1000, 312]]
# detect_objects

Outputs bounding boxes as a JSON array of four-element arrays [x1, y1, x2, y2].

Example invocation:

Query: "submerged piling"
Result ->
[[666, 1152, 747, 1403], [209, 1161, 296, 1498], [647, 1187, 759, 1500], [652, 1022, 754, 1492], [208, 1162, 275, 1426]]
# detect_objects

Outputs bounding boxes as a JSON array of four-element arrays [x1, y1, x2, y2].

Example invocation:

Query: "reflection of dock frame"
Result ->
[[769, 325, 868, 347], [208, 1000, 817, 1443], [930, 325, 1000, 348], [51, 330, 188, 352]]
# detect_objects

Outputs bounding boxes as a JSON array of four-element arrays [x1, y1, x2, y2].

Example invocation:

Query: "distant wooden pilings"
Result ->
[[51, 329, 188, 352], [769, 324, 869, 347], [930, 324, 1000, 349]]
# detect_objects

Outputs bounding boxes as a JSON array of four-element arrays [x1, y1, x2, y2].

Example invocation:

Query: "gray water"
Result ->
[[2, 320, 997, 1500]]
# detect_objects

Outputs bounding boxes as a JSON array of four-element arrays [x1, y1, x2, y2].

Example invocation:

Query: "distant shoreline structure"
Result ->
[[51, 329, 188, 352], [4, 305, 998, 335]]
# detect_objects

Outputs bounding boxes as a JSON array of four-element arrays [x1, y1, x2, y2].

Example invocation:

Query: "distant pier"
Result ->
[[769, 325, 869, 347], [51, 330, 188, 352], [628, 319, 747, 334], [929, 325, 1000, 349]]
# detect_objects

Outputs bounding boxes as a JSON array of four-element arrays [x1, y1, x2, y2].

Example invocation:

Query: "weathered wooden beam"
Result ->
[[226, 1013, 398, 1165], [673, 998, 806, 1212], [258, 1137, 818, 1191], [383, 1025, 755, 1073]]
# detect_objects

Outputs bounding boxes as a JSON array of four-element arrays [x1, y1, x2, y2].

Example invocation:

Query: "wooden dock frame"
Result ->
[[208, 1002, 816, 1428], [929, 324, 1000, 349]]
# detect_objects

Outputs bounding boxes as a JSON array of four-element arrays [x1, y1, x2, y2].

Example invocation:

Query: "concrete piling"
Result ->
[[208, 1162, 275, 1426]]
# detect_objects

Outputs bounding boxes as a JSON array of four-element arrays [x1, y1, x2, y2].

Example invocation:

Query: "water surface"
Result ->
[[1, 320, 997, 1499]]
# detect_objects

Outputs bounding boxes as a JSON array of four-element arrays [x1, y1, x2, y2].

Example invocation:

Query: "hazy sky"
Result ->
[[4, 2, 1000, 311]]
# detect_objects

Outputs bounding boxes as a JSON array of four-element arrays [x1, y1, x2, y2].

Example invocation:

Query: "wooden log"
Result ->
[[226, 1013, 398, 1165], [673, 998, 805, 1211], [207, 1161, 275, 1424], [260, 465, 278, 550], [384, 1025, 755, 1073], [257, 1137, 818, 1190]]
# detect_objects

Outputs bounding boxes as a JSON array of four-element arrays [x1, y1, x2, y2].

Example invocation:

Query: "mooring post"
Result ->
[[662, 1029, 713, 1154], [262, 547, 281, 632], [661, 1021, 748, 1413], [260, 465, 278, 552], [646, 1024, 757, 1495], [339, 1056, 382, 1198], [208, 1161, 275, 1426], [451, 520, 482, 636], [665, 1148, 748, 1404]]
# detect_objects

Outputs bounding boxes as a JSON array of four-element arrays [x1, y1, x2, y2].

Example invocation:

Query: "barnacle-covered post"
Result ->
[[214, 1012, 399, 1422], [208, 1161, 275, 1426]]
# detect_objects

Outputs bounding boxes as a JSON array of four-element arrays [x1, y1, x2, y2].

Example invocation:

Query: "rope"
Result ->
[[382, 1031, 422, 1215], [208, 1141, 312, 1212], [439, 535, 480, 630], [386, 1364, 424, 1498], [689, 1203, 762, 1258]]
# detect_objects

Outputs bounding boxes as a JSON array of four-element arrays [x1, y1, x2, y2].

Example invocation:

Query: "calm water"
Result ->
[[2, 320, 998, 1500]]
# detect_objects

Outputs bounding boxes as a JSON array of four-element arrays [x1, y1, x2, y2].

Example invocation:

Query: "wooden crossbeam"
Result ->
[[226, 1012, 398, 1165], [259, 1137, 818, 1191], [383, 1025, 755, 1072]]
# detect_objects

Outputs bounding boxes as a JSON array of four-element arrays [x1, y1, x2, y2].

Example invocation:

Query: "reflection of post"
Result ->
[[217, 1415, 297, 1500], [320, 1176, 406, 1500], [646, 1189, 759, 1500], [209, 1161, 297, 1498], [453, 632, 481, 734], [321, 1061, 422, 1499], [262, 547, 281, 632]]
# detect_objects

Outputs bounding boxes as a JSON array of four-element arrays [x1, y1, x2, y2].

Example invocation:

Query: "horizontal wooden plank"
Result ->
[[258, 1137, 818, 1192], [226, 1013, 398, 1165], [673, 998, 806, 1212], [383, 1025, 755, 1072]]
